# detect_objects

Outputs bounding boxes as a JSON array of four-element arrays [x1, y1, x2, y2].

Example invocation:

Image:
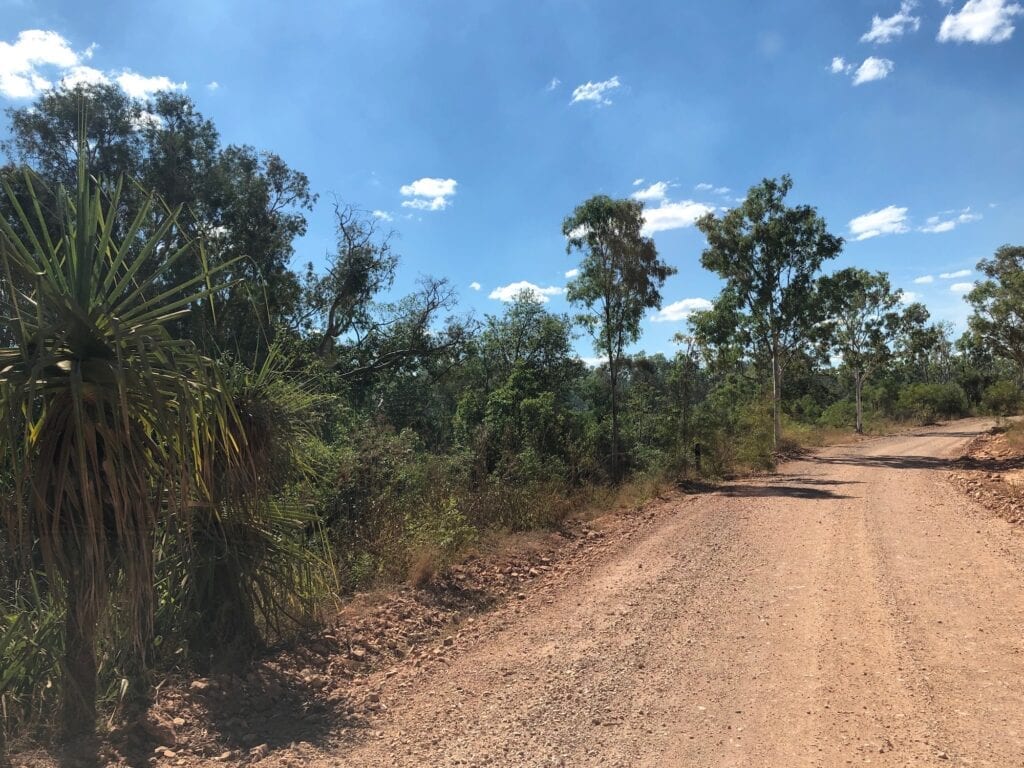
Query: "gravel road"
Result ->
[[303, 420, 1024, 767]]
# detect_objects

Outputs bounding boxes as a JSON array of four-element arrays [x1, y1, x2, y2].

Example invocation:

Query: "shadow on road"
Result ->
[[809, 454, 953, 471], [715, 483, 856, 500]]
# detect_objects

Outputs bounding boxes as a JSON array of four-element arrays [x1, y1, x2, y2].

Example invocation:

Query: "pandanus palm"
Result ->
[[0, 150, 238, 740]]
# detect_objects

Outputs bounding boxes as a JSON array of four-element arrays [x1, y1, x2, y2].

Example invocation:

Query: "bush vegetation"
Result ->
[[0, 84, 1021, 752]]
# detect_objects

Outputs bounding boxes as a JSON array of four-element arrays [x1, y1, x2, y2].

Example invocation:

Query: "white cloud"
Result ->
[[580, 356, 609, 368], [861, 1, 921, 43], [853, 56, 895, 85], [848, 205, 909, 240], [940, 269, 972, 278], [631, 181, 670, 202], [938, 0, 1023, 43], [371, 210, 393, 222], [651, 298, 714, 323], [632, 178, 645, 186], [695, 182, 715, 191], [59, 65, 108, 89], [900, 290, 920, 303], [830, 56, 851, 74], [469, 281, 481, 291], [400, 177, 457, 211], [919, 207, 982, 233], [546, 77, 561, 91], [565, 268, 579, 278], [913, 274, 935, 284], [488, 281, 565, 303], [641, 200, 715, 235], [950, 282, 973, 292], [570, 76, 621, 106], [0, 30, 187, 101], [1, 29, 86, 98], [920, 216, 957, 233], [206, 80, 220, 91], [115, 70, 186, 98]]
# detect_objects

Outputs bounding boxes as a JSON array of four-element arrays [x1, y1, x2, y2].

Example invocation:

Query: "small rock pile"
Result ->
[[950, 430, 1024, 525]]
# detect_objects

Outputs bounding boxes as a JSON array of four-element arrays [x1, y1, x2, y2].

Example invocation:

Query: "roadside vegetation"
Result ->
[[1, 85, 1021, 755]]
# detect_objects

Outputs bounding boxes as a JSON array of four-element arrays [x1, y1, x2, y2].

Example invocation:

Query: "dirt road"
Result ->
[[319, 420, 1024, 767]]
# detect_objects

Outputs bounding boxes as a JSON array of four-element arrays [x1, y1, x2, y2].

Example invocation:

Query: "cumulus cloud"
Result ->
[[651, 298, 714, 323], [632, 178, 645, 186], [1, 29, 85, 98], [0, 30, 185, 100], [631, 181, 670, 202], [116, 71, 185, 98], [488, 281, 565, 303], [853, 56, 895, 85], [565, 268, 580, 279], [469, 281, 482, 291], [641, 200, 715, 236], [848, 205, 909, 240], [900, 290, 920, 303], [831, 56, 852, 74], [938, 0, 1023, 43], [940, 269, 972, 278], [950, 282, 973, 292], [372, 210, 393, 222], [206, 81, 220, 91], [913, 275, 935, 284], [861, 1, 921, 43], [400, 177, 457, 211], [570, 76, 621, 106]]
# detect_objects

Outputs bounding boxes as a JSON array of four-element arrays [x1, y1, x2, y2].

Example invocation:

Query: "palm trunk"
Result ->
[[61, 565, 98, 742]]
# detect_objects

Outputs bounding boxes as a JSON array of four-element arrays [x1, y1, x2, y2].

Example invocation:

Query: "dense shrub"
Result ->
[[818, 399, 857, 429], [897, 383, 968, 424], [981, 380, 1022, 418]]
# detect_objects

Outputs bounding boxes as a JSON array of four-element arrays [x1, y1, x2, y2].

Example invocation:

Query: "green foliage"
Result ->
[[897, 383, 968, 424], [697, 175, 843, 446], [981, 380, 1022, 418], [968, 245, 1024, 373], [819, 399, 858, 429]]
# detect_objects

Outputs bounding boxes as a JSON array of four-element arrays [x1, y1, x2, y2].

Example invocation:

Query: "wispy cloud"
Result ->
[[940, 269, 972, 278], [651, 298, 713, 323], [919, 207, 982, 233], [900, 290, 920, 303], [546, 77, 561, 91], [913, 275, 935, 284], [206, 80, 220, 91], [400, 177, 457, 211], [861, 1, 921, 43], [938, 0, 1023, 43], [372, 210, 393, 222], [848, 205, 909, 240], [950, 282, 973, 292], [565, 268, 579, 279], [632, 178, 645, 186], [570, 76, 621, 106], [695, 182, 730, 195], [469, 281, 481, 291], [488, 281, 565, 303]]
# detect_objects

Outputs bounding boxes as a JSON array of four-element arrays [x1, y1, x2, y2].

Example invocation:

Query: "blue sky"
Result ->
[[2, 0, 1022, 358]]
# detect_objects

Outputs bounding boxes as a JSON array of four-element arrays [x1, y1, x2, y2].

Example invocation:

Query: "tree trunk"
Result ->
[[609, 355, 620, 483], [61, 565, 98, 742], [855, 373, 864, 434], [771, 348, 783, 450]]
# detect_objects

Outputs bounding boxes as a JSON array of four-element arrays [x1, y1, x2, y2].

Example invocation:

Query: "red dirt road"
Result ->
[[287, 420, 1024, 767]]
